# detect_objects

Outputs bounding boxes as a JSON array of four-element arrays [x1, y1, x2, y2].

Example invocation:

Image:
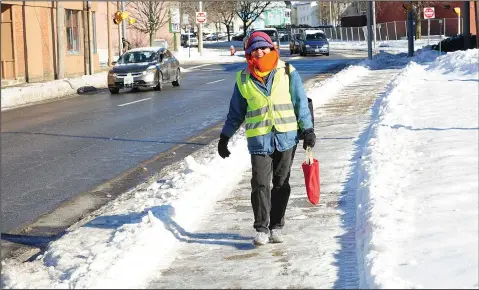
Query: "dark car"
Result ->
[[300, 30, 329, 56], [289, 33, 303, 55], [107, 47, 181, 94], [232, 32, 245, 41]]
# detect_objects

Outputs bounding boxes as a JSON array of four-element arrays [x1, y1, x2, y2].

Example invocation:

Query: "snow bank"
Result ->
[[1, 72, 108, 111], [355, 49, 478, 288]]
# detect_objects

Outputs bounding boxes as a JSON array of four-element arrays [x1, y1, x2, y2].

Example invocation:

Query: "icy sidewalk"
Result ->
[[145, 67, 403, 288]]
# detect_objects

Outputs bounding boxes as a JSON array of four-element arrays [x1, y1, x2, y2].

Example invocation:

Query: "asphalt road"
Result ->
[[1, 48, 367, 241]]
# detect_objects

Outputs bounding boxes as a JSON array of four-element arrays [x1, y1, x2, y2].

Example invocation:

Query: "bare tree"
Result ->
[[236, 1, 272, 36], [127, 1, 170, 46], [208, 1, 237, 41]]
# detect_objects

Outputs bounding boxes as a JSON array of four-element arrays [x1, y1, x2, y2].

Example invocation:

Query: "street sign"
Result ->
[[170, 8, 180, 25], [196, 12, 207, 24], [454, 7, 461, 16], [423, 7, 435, 19], [170, 23, 180, 33]]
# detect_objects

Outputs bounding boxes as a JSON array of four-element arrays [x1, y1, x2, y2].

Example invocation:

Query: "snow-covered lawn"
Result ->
[[1, 44, 477, 289]]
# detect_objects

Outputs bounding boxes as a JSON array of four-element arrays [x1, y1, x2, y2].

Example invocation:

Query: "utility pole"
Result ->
[[367, 1, 373, 60], [107, 1, 113, 66], [56, 0, 64, 79], [198, 1, 203, 56], [407, 2, 414, 57], [87, 0, 94, 74], [463, 1, 471, 49], [121, 0, 126, 40]]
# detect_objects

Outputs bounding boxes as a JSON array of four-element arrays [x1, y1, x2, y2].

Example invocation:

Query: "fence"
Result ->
[[288, 18, 465, 43]]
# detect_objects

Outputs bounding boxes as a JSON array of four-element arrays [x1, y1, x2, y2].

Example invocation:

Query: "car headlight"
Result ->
[[143, 66, 157, 75], [305, 45, 310, 48]]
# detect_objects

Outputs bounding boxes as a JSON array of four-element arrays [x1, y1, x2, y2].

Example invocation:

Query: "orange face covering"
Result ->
[[246, 49, 279, 84]]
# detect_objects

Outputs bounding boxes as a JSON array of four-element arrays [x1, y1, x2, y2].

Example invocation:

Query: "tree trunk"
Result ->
[[243, 20, 248, 38], [226, 24, 231, 42], [415, 14, 421, 40], [150, 32, 155, 46]]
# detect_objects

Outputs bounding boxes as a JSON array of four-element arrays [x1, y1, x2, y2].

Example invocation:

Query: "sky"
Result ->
[[1, 41, 477, 289]]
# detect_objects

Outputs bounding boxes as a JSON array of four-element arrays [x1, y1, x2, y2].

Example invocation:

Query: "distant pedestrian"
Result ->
[[218, 31, 316, 246], [122, 38, 131, 53]]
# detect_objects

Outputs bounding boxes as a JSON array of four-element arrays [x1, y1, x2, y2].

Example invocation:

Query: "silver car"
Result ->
[[108, 47, 181, 94]]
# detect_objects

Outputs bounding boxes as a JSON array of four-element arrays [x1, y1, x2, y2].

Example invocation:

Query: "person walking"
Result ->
[[122, 37, 131, 53], [217, 31, 316, 246]]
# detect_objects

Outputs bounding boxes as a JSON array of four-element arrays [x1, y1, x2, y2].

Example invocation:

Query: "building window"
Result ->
[[92, 12, 97, 53], [65, 9, 80, 54]]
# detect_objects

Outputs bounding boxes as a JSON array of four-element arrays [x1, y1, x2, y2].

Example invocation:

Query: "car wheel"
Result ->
[[109, 87, 120, 94], [325, 52, 330, 56], [172, 68, 181, 87], [154, 72, 163, 91]]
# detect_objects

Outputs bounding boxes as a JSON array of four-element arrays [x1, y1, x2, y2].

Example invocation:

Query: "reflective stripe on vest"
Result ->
[[236, 60, 298, 138]]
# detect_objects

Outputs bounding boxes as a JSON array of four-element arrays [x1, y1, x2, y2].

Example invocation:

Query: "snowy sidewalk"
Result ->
[[145, 67, 402, 288]]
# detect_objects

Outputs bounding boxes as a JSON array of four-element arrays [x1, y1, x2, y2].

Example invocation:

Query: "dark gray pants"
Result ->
[[250, 145, 297, 233]]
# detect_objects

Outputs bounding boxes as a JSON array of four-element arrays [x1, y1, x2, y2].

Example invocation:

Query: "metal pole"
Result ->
[[444, 18, 446, 37], [121, 0, 126, 39], [367, 0, 373, 60], [117, 1, 123, 55], [107, 1, 113, 66], [198, 1, 203, 56], [386, 22, 389, 40], [407, 4, 414, 57], [56, 0, 64, 79], [457, 13, 461, 35], [439, 19, 442, 54], [427, 18, 431, 45], [372, 0, 377, 49], [394, 21, 397, 40]]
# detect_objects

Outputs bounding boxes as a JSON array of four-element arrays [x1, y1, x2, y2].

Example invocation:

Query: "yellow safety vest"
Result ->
[[236, 60, 298, 138]]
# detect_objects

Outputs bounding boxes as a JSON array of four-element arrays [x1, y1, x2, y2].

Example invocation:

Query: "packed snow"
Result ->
[[1, 41, 477, 289]]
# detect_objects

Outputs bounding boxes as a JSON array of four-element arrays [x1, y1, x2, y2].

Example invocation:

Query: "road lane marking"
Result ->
[[206, 79, 225, 84], [187, 64, 213, 70], [117, 98, 151, 107]]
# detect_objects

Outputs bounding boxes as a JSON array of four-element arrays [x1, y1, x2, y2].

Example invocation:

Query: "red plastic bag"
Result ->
[[302, 147, 320, 205]]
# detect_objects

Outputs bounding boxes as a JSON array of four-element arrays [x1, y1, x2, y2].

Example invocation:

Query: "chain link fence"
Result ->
[[289, 18, 464, 43]]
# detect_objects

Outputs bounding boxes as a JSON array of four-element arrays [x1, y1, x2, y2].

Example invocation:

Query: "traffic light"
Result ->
[[113, 11, 123, 24], [113, 10, 135, 25]]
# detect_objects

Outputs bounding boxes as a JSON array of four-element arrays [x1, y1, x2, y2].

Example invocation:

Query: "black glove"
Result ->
[[218, 133, 231, 159], [302, 128, 316, 150]]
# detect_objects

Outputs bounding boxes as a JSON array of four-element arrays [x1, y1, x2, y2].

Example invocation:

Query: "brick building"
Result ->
[[375, 1, 477, 37], [1, 1, 101, 86], [1, 1, 175, 87]]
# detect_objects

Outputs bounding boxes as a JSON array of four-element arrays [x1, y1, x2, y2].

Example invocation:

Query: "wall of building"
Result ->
[[1, 1, 100, 86]]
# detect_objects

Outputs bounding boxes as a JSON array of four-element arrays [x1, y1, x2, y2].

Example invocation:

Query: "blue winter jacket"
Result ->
[[221, 65, 313, 155]]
